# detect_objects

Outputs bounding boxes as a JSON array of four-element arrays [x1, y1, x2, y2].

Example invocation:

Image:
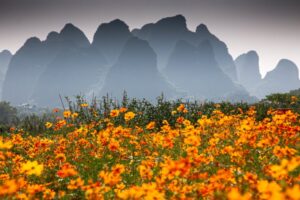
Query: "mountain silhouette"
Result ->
[[255, 59, 300, 98], [2, 37, 47, 104], [92, 19, 132, 65], [2, 23, 93, 105], [194, 24, 238, 81], [133, 15, 238, 81], [133, 15, 188, 70], [33, 46, 106, 107], [0, 50, 12, 99], [59, 23, 90, 48], [100, 37, 177, 100], [164, 40, 250, 101], [1, 15, 299, 106], [235, 51, 262, 95]]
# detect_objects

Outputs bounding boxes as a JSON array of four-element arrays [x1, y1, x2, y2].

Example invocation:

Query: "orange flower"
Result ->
[[146, 122, 155, 130], [176, 116, 184, 124], [124, 112, 135, 121], [177, 104, 185, 112], [0, 179, 18, 196], [108, 139, 120, 152], [52, 108, 59, 113], [112, 164, 125, 175], [119, 107, 128, 113], [55, 153, 67, 163], [110, 109, 120, 118], [57, 163, 78, 178], [67, 178, 84, 190]]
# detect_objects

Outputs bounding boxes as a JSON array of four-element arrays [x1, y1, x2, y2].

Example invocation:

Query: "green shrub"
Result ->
[[0, 101, 17, 131]]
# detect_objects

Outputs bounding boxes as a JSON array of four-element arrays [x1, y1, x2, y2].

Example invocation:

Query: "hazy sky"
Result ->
[[0, 0, 299, 77]]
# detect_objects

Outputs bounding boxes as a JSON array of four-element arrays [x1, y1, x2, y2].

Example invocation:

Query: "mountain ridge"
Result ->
[[1, 15, 299, 106]]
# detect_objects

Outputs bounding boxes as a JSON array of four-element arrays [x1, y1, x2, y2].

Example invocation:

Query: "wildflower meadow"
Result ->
[[0, 95, 299, 199]]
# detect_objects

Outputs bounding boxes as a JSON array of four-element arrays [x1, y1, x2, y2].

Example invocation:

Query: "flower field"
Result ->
[[0, 101, 300, 199]]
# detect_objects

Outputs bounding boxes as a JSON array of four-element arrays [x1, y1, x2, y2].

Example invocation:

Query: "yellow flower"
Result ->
[[21, 161, 44, 176], [286, 185, 300, 200], [257, 180, 283, 199], [0, 139, 13, 150], [227, 188, 251, 200], [45, 122, 53, 129], [72, 112, 79, 119], [118, 187, 143, 199], [139, 165, 153, 180], [124, 111, 135, 121], [80, 103, 89, 107], [63, 110, 72, 118]]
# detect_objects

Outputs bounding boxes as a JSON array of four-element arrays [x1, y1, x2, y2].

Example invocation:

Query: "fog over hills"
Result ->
[[0, 50, 12, 99], [235, 51, 262, 95], [1, 15, 299, 107]]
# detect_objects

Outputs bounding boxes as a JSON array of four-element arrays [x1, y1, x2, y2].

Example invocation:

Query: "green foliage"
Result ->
[[0, 101, 17, 130], [4, 91, 300, 133], [289, 88, 300, 96]]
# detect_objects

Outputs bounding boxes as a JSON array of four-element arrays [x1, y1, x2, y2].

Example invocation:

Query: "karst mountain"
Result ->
[[1, 15, 299, 107]]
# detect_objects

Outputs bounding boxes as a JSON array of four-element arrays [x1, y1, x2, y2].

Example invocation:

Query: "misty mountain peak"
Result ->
[[101, 36, 176, 101], [0, 50, 12, 57], [61, 23, 79, 33], [277, 59, 298, 71], [247, 50, 259, 58], [156, 14, 187, 31], [24, 37, 42, 47], [60, 23, 90, 47], [94, 19, 130, 39], [267, 59, 299, 79], [118, 37, 156, 65], [196, 24, 211, 35], [236, 50, 259, 66], [92, 19, 132, 64], [108, 19, 129, 29], [46, 31, 60, 41], [255, 59, 300, 98], [235, 50, 261, 93]]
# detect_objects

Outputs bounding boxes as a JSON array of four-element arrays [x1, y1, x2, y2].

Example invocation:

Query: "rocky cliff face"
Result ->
[[164, 40, 250, 101], [2, 16, 299, 106], [194, 24, 238, 81], [133, 16, 238, 81], [2, 37, 46, 104], [0, 50, 12, 99], [33, 47, 107, 107], [133, 15, 189, 71], [100, 37, 177, 101], [92, 19, 132, 65], [235, 51, 262, 94], [2, 23, 93, 105]]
